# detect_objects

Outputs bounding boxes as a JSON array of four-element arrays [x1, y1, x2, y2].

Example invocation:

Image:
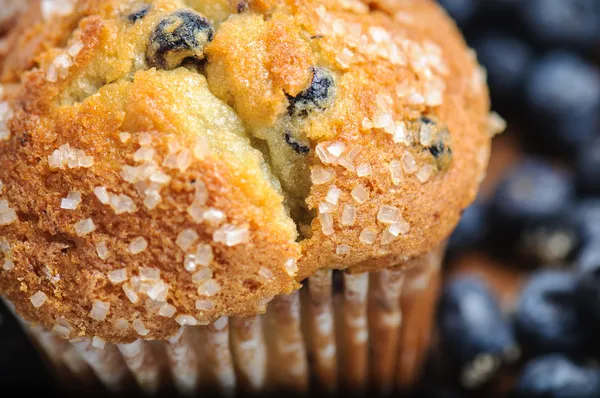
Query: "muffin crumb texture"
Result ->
[[0, 0, 491, 341]]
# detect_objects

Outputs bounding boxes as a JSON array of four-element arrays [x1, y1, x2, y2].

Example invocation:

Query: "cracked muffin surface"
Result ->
[[0, 0, 494, 342]]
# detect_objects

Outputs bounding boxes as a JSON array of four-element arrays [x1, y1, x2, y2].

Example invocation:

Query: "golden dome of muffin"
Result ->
[[0, 0, 494, 342]]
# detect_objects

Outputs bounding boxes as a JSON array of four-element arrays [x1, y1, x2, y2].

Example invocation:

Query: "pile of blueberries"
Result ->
[[422, 0, 600, 397]]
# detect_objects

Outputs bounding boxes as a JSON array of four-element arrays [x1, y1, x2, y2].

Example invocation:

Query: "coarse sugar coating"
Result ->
[[0, 0, 494, 342]]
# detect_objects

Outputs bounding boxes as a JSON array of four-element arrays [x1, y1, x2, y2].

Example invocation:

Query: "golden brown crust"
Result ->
[[294, 0, 490, 277], [0, 0, 492, 342]]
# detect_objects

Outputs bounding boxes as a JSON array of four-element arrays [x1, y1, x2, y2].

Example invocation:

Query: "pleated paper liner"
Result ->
[[13, 245, 443, 396]]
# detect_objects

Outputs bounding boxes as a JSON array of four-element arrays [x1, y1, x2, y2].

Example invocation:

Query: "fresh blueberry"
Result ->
[[550, 113, 600, 156], [437, 0, 478, 28], [574, 242, 600, 328], [515, 354, 600, 398], [448, 201, 489, 255], [287, 67, 335, 118], [491, 157, 574, 234], [472, 32, 533, 103], [437, 276, 518, 389], [517, 216, 581, 266], [146, 10, 214, 70], [571, 200, 600, 243], [576, 138, 600, 197], [524, 52, 600, 152], [515, 270, 586, 355], [520, 0, 600, 50]]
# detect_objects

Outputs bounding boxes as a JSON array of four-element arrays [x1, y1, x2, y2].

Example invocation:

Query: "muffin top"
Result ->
[[0, 0, 495, 342]]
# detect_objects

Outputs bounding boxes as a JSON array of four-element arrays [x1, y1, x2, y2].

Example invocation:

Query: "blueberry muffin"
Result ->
[[0, 0, 497, 393]]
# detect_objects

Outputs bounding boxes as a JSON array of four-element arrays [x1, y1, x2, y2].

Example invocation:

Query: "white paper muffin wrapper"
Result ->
[[15, 246, 443, 395]]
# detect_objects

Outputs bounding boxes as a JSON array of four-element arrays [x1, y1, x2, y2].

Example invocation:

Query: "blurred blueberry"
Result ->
[[520, 0, 600, 50], [576, 242, 600, 275], [576, 138, 600, 197], [492, 157, 574, 233], [438, 276, 518, 389], [518, 216, 581, 266], [473, 32, 533, 103], [448, 201, 489, 255], [515, 355, 600, 398], [574, 242, 600, 327], [515, 270, 586, 355], [437, 0, 478, 28], [571, 200, 600, 243], [525, 52, 600, 152]]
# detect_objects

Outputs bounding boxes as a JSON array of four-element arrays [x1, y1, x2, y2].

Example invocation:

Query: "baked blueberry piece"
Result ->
[[146, 10, 214, 70]]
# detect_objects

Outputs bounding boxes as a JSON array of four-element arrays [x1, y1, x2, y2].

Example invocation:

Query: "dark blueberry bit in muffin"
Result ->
[[128, 4, 151, 23], [417, 117, 453, 170], [284, 132, 310, 155], [428, 133, 452, 166], [287, 67, 335, 118], [515, 270, 586, 355], [236, 1, 249, 13], [146, 10, 214, 70], [437, 276, 518, 389], [514, 355, 600, 398], [421, 116, 435, 125]]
